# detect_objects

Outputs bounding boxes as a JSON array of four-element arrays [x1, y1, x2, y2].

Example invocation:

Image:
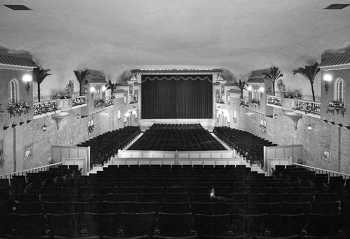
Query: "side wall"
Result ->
[[236, 105, 350, 174], [0, 99, 134, 175]]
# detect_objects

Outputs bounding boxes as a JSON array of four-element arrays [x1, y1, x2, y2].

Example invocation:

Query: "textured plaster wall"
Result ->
[[0, 100, 134, 175]]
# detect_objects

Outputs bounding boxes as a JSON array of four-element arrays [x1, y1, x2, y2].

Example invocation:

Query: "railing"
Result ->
[[240, 99, 249, 107], [327, 101, 346, 116], [33, 100, 58, 116], [266, 95, 282, 107], [251, 99, 260, 105], [94, 98, 114, 108], [72, 96, 86, 107], [293, 163, 350, 180], [294, 99, 320, 115], [0, 102, 33, 127], [0, 162, 62, 179]]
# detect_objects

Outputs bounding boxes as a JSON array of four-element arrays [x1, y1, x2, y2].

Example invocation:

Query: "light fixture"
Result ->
[[258, 86, 265, 93], [22, 73, 33, 91], [323, 73, 333, 82], [101, 85, 107, 92], [89, 86, 96, 93], [323, 72, 333, 92], [22, 74, 33, 83], [42, 123, 47, 132], [247, 85, 253, 92], [307, 124, 313, 131]]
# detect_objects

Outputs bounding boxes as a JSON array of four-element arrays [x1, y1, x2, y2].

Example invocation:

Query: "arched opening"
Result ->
[[9, 79, 19, 103], [334, 78, 344, 103]]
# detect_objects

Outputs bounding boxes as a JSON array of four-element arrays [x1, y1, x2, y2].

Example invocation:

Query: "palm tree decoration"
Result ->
[[237, 80, 247, 99], [263, 66, 283, 95], [293, 62, 320, 102], [74, 69, 89, 96], [34, 67, 51, 102]]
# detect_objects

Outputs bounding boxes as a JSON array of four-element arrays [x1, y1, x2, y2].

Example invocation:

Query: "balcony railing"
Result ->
[[0, 102, 33, 127], [33, 100, 58, 116], [294, 99, 320, 115], [94, 98, 113, 108], [251, 99, 260, 105], [327, 101, 346, 116], [240, 99, 249, 107], [266, 95, 282, 107], [72, 96, 86, 107]]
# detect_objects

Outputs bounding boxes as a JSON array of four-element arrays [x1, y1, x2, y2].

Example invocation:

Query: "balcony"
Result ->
[[251, 99, 260, 105], [294, 99, 321, 116], [266, 95, 282, 107], [327, 101, 346, 116], [240, 99, 249, 107], [72, 96, 86, 107], [94, 98, 113, 108], [33, 100, 58, 116], [1, 102, 33, 128]]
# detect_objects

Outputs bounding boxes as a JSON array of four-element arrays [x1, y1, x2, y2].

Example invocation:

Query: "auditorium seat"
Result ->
[[214, 126, 275, 166], [193, 213, 233, 238], [10, 212, 47, 238], [1, 164, 349, 238], [78, 126, 140, 167], [47, 212, 80, 238], [118, 212, 156, 238], [155, 212, 196, 238], [129, 124, 226, 151]]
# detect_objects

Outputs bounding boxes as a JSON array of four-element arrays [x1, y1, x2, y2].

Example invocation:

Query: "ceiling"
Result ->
[[0, 0, 349, 94]]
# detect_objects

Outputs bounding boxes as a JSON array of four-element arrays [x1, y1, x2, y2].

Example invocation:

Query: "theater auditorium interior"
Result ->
[[0, 0, 350, 238]]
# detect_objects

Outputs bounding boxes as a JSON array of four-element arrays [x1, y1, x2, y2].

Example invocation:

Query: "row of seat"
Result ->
[[129, 124, 226, 151], [214, 127, 276, 166], [10, 200, 342, 215], [77, 126, 140, 166], [4, 211, 344, 238], [1, 164, 349, 238]]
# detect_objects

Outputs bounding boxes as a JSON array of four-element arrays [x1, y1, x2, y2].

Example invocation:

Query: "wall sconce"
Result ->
[[22, 73, 33, 91], [323, 72, 333, 92], [42, 123, 47, 132], [89, 86, 96, 93], [307, 124, 313, 131], [258, 86, 265, 93], [247, 85, 253, 92], [101, 85, 107, 92]]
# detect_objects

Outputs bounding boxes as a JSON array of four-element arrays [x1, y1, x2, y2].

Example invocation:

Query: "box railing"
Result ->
[[33, 100, 58, 115], [266, 95, 282, 107], [294, 99, 320, 115], [72, 96, 86, 107]]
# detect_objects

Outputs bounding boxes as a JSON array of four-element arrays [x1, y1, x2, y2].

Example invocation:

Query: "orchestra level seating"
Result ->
[[129, 124, 226, 151], [0, 164, 349, 238], [77, 126, 140, 167], [214, 126, 276, 166]]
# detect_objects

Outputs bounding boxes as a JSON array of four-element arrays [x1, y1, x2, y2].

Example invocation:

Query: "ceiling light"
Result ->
[[4, 4, 31, 10], [324, 4, 350, 9]]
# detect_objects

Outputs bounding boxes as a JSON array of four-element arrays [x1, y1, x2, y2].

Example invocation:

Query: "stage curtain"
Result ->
[[141, 75, 213, 119]]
